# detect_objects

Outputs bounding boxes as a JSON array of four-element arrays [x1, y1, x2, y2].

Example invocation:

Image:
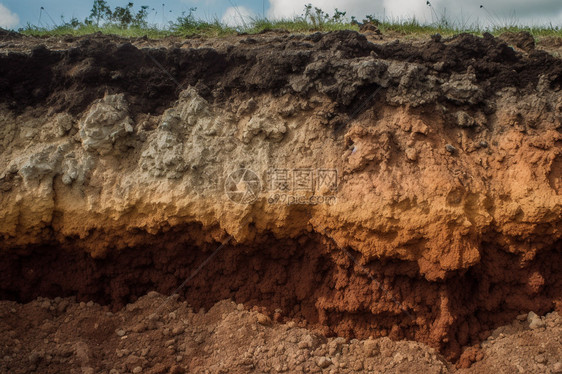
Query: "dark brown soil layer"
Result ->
[[1, 228, 561, 362], [1, 31, 561, 118]]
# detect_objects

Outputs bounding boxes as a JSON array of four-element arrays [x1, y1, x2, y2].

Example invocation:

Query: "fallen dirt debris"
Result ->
[[1, 294, 561, 373]]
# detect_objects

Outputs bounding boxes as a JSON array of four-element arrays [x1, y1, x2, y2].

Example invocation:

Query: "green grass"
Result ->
[[378, 22, 562, 38], [18, 16, 562, 39], [246, 18, 361, 33], [19, 20, 361, 38], [20, 24, 171, 38]]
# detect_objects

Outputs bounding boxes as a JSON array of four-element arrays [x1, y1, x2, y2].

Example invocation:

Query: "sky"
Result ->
[[1, 0, 562, 30]]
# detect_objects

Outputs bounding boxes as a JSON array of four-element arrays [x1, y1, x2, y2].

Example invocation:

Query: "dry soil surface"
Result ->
[[1, 294, 561, 373]]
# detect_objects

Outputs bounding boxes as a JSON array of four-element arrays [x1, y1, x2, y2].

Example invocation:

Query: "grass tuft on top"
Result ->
[[17, 1, 562, 39]]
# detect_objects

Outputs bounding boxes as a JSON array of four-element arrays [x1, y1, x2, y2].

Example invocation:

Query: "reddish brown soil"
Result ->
[[1, 228, 561, 362], [1, 294, 561, 373]]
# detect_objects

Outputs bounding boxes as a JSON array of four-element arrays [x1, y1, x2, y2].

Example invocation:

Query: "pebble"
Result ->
[[257, 313, 272, 326], [316, 357, 331, 368], [529, 319, 546, 329], [445, 144, 457, 153], [115, 329, 126, 337], [40, 300, 51, 309], [528, 311, 546, 330], [553, 362, 562, 373], [364, 340, 379, 357], [132, 366, 143, 374]]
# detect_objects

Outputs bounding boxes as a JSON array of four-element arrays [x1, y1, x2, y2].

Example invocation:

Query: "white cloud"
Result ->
[[267, 0, 384, 20], [267, 0, 562, 27], [382, 0, 430, 22], [221, 6, 255, 27], [0, 3, 19, 29], [424, 0, 562, 27], [266, 0, 434, 21]]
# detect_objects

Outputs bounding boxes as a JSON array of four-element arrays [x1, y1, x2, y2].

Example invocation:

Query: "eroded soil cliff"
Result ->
[[0, 30, 561, 363]]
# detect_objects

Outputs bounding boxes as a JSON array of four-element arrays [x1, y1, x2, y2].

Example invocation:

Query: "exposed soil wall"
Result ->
[[0, 30, 561, 363], [1, 229, 561, 361]]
